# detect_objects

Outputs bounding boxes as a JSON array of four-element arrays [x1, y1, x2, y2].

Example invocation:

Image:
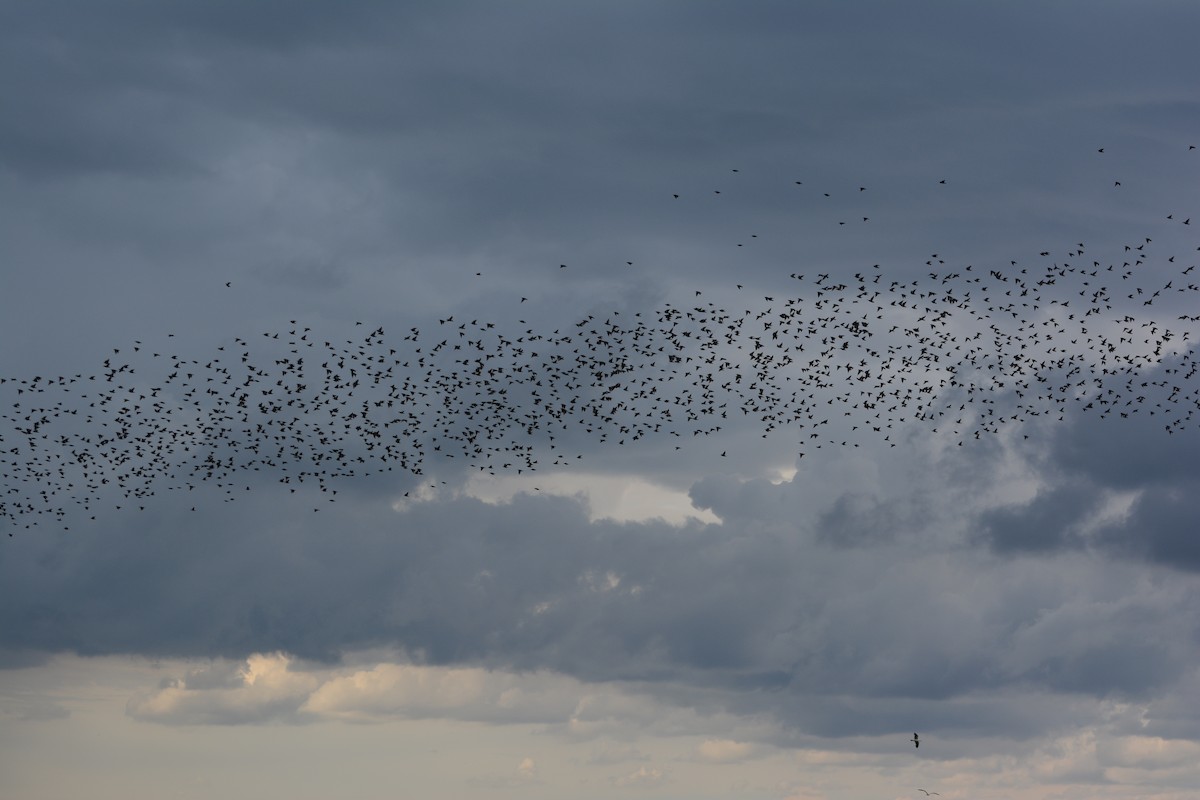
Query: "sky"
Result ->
[[2, 2, 1200, 798]]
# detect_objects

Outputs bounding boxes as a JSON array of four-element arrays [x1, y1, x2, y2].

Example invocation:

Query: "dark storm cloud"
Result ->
[[4, 0, 1198, 384], [6, 0, 1196, 254], [1097, 480, 1200, 569], [1054, 399, 1200, 491], [977, 481, 1098, 554], [0, 0, 384, 178], [976, 354, 1200, 569], [814, 491, 937, 548], [5, 0, 1200, 761], [5, 441, 1199, 743], [3, 485, 804, 676]]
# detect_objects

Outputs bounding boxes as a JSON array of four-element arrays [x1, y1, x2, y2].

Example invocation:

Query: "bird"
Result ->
[[912, 733, 920, 749], [4, 141, 1200, 532], [917, 790, 939, 796]]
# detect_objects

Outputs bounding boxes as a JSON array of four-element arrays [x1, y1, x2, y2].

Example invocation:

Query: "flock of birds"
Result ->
[[2, 145, 1199, 533]]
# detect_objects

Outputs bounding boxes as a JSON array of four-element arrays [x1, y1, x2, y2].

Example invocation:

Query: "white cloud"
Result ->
[[1097, 736, 1200, 770], [126, 653, 319, 725], [517, 756, 538, 780], [695, 738, 756, 763], [126, 653, 689, 733], [464, 471, 720, 525]]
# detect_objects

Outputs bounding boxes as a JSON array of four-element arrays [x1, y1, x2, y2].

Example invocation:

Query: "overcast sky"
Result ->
[[3, 2, 1200, 799]]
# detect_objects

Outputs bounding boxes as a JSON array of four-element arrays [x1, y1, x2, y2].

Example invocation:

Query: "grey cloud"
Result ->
[[978, 361, 1200, 568], [4, 0, 1198, 384], [1, 694, 70, 722], [1139, 670, 1200, 741], [9, 0, 1194, 262], [949, 332, 1199, 563], [251, 258, 352, 292], [6, 445, 1200, 743], [4, 0, 1200, 771], [1097, 480, 1200, 570], [977, 481, 1099, 554], [172, 660, 249, 691], [814, 491, 936, 548], [1053, 409, 1200, 490], [0, 648, 52, 670]]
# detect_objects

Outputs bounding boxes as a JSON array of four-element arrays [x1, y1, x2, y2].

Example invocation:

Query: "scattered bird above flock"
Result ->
[[2, 143, 1199, 532]]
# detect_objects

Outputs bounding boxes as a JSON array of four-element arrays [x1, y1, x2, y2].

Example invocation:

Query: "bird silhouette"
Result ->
[[3, 142, 1199, 532]]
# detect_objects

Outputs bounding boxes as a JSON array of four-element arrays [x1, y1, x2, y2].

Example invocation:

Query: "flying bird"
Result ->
[[4, 142, 1199, 532]]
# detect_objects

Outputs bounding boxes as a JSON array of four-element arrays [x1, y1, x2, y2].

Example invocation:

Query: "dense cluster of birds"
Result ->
[[3, 146, 1198, 532]]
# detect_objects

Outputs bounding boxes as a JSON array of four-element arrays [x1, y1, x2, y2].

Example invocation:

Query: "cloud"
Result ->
[[126, 653, 319, 725], [126, 652, 595, 727], [1097, 481, 1200, 569], [1, 4, 1199, 799], [302, 662, 585, 724], [517, 756, 539, 781], [3, 426, 1198, 748], [614, 765, 665, 788], [1136, 667, 1200, 741], [585, 742, 650, 765], [695, 738, 756, 763], [124, 650, 689, 733], [977, 481, 1098, 553], [1097, 736, 1200, 771], [0, 694, 70, 722], [973, 363, 1200, 570], [464, 471, 720, 526]]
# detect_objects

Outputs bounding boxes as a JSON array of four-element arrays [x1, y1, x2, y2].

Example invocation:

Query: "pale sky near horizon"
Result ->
[[4, 2, 1200, 799]]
